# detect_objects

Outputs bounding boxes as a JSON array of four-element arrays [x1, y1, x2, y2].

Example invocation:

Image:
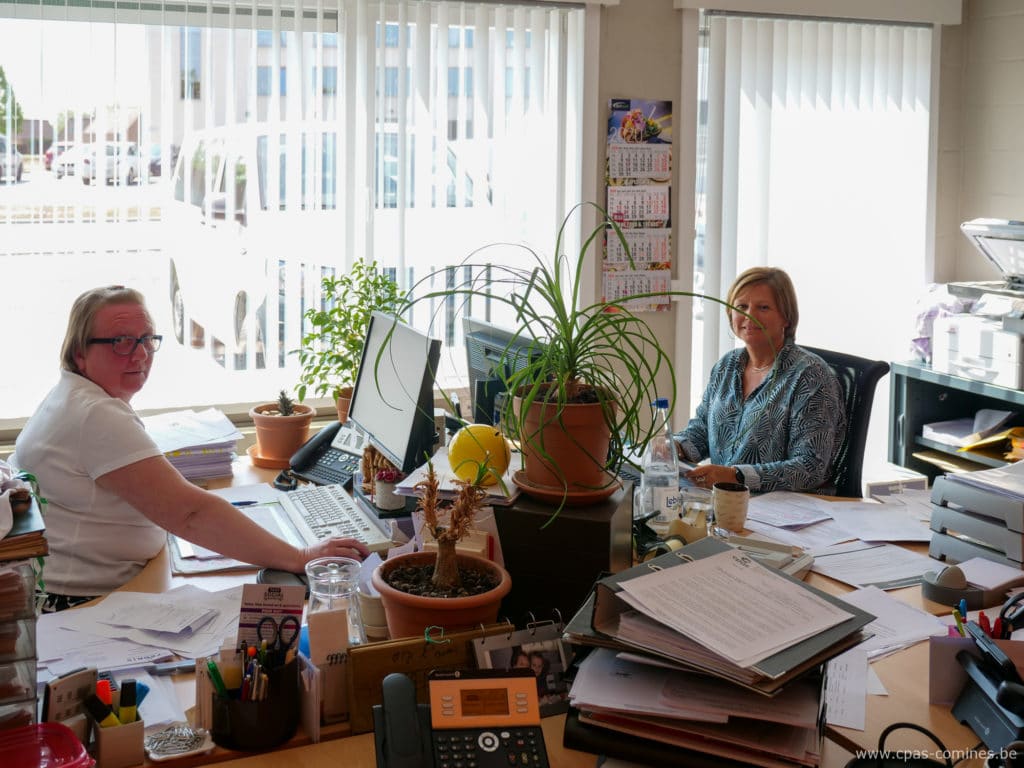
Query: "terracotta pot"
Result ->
[[513, 393, 613, 491], [249, 402, 315, 462], [371, 551, 511, 639], [335, 386, 354, 424]]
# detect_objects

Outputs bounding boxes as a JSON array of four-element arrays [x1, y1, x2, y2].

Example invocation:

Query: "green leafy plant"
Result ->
[[295, 260, 406, 402], [391, 203, 742, 512]]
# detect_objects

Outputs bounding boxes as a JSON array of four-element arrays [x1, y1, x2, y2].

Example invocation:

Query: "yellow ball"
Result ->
[[447, 424, 511, 486]]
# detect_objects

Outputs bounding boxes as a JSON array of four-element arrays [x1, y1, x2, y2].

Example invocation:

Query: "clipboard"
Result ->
[[347, 622, 512, 734]]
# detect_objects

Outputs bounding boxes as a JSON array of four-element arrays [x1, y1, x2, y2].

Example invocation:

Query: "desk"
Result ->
[[120, 461, 981, 768]]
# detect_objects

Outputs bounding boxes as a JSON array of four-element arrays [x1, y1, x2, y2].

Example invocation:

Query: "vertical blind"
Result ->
[[0, 0, 585, 415], [698, 14, 932, 371]]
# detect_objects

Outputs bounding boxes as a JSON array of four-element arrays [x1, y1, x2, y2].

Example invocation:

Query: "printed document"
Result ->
[[617, 549, 854, 668], [810, 542, 936, 590]]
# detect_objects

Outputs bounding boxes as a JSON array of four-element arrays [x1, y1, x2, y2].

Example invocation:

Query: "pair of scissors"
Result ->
[[256, 615, 300, 663]]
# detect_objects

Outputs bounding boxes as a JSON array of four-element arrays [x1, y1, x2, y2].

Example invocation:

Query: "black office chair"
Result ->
[[803, 346, 890, 499]]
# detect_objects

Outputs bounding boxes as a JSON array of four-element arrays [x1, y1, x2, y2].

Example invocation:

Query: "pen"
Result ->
[[149, 659, 196, 676], [952, 608, 967, 637], [207, 659, 228, 697], [231, 501, 259, 507], [85, 694, 122, 728], [959, 598, 968, 620]]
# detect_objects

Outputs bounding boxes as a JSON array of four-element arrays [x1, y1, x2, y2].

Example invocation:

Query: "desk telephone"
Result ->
[[373, 669, 550, 768], [289, 421, 368, 487]]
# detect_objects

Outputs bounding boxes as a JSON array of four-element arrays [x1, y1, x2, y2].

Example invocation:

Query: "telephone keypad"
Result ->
[[434, 728, 548, 768]]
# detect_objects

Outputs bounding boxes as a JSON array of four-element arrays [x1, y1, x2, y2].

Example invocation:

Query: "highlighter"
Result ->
[[207, 659, 229, 697], [95, 679, 113, 707], [119, 679, 138, 724], [85, 693, 122, 728]]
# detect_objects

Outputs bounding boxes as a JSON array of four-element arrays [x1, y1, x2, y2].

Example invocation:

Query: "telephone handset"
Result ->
[[289, 421, 368, 488], [373, 673, 433, 768], [373, 669, 550, 768]]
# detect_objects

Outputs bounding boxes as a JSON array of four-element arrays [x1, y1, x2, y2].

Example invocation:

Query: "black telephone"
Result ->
[[289, 421, 367, 488], [373, 669, 550, 768]]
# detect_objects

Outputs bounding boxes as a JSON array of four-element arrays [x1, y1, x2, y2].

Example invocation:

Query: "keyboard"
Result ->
[[280, 484, 393, 553]]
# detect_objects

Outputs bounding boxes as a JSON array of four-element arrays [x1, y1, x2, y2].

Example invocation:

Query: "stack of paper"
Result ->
[[564, 537, 874, 766], [142, 408, 243, 481], [395, 446, 521, 506]]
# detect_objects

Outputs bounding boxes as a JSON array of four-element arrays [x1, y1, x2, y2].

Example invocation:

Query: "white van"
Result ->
[[165, 123, 344, 369]]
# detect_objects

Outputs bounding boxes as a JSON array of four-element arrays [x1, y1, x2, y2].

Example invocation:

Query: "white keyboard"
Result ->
[[280, 484, 393, 553]]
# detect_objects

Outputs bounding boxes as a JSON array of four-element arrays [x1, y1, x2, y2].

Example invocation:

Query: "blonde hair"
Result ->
[[60, 285, 150, 373], [726, 267, 799, 343]]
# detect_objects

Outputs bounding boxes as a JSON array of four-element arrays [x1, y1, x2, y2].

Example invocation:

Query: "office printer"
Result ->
[[950, 218, 1024, 301], [930, 475, 1024, 568]]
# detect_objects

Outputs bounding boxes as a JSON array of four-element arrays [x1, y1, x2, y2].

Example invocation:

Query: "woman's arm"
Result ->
[[96, 455, 369, 572]]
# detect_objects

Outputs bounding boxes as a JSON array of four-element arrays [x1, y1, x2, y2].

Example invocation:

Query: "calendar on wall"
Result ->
[[604, 98, 673, 312]]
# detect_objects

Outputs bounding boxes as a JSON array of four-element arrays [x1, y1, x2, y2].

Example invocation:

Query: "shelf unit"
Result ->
[[888, 360, 1024, 480]]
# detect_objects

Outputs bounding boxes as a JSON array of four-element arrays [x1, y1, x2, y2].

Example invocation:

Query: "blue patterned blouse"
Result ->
[[674, 342, 847, 493]]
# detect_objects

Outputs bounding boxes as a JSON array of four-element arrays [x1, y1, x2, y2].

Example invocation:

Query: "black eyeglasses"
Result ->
[[87, 335, 163, 356]]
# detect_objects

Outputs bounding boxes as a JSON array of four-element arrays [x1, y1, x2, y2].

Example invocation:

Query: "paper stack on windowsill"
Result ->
[[142, 408, 243, 481]]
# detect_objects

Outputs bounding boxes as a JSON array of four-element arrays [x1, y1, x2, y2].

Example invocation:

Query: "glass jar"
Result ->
[[304, 556, 366, 646]]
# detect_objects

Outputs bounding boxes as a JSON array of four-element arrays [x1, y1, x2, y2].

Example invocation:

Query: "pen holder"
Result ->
[[210, 658, 299, 751], [90, 716, 144, 768]]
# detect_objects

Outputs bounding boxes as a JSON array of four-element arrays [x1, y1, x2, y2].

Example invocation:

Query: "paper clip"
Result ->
[[424, 626, 450, 645]]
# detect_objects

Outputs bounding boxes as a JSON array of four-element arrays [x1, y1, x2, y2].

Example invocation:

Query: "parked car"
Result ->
[[0, 135, 23, 183], [45, 141, 74, 171], [148, 143, 179, 178], [53, 144, 87, 179], [165, 123, 341, 369], [82, 142, 141, 185]]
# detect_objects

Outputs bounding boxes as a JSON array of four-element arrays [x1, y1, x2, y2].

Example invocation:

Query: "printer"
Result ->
[[932, 219, 1024, 387]]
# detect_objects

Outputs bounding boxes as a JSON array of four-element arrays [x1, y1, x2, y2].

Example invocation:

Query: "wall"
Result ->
[[595, 0, 687, 427], [940, 0, 1024, 282]]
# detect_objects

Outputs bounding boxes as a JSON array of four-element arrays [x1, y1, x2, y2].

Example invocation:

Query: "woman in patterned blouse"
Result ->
[[676, 267, 846, 493]]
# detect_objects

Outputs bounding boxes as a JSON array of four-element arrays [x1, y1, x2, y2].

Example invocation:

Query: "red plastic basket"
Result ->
[[0, 722, 93, 768]]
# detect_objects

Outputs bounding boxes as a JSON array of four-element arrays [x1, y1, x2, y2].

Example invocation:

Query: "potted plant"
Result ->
[[372, 466, 406, 511], [295, 260, 406, 422], [392, 203, 724, 511], [249, 390, 315, 466], [371, 463, 511, 638]]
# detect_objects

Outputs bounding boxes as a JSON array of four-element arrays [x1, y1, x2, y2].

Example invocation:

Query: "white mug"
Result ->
[[711, 481, 750, 535]]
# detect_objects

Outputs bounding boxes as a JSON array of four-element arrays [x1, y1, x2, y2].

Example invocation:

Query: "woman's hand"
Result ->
[[684, 464, 737, 489], [302, 537, 371, 565]]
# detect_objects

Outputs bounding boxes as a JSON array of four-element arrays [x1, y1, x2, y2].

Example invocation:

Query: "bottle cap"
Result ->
[[652, 397, 669, 408]]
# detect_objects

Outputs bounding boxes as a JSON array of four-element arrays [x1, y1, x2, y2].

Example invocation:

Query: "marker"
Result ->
[[135, 681, 150, 707], [85, 694, 122, 728], [95, 679, 113, 707], [207, 659, 228, 697], [952, 608, 967, 637], [231, 501, 259, 507], [148, 660, 196, 676], [995, 618, 1005, 640], [979, 612, 993, 638], [959, 598, 968, 621], [119, 679, 138, 723]]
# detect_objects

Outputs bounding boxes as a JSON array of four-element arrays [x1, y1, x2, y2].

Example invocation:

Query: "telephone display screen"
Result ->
[[459, 688, 509, 717]]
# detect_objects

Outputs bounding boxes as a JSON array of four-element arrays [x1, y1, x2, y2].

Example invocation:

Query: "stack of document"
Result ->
[[395, 446, 521, 506], [142, 408, 243, 481], [564, 537, 875, 766]]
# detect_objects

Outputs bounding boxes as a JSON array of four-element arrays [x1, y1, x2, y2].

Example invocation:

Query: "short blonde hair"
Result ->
[[726, 267, 799, 343], [61, 286, 150, 373]]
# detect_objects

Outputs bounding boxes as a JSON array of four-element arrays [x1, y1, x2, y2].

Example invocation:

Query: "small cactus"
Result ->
[[277, 389, 295, 416]]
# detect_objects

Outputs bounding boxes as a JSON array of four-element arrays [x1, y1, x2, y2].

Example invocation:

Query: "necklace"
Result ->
[[749, 360, 774, 373]]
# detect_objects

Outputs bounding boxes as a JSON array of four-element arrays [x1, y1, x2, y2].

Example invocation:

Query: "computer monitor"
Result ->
[[348, 311, 442, 474], [463, 317, 545, 425]]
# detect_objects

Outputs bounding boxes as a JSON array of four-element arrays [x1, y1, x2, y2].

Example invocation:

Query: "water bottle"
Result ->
[[640, 398, 680, 531]]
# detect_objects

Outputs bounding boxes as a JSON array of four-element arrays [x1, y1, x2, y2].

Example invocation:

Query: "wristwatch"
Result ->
[[734, 467, 745, 484]]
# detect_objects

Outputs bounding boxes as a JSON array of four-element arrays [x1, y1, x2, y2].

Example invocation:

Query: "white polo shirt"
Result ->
[[13, 370, 165, 596]]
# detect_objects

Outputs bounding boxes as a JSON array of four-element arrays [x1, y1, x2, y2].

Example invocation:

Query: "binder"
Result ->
[[590, 536, 874, 695], [0, 497, 47, 562]]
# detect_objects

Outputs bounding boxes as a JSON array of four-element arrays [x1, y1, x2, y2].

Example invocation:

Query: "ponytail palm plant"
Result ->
[[392, 203, 727, 508]]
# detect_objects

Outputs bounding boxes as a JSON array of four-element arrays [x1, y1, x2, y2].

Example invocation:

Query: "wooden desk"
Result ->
[[123, 463, 981, 768]]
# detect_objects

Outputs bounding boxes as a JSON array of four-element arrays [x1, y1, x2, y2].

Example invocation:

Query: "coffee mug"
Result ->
[[711, 481, 750, 535]]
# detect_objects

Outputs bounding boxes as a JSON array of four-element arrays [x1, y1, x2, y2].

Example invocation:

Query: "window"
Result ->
[[0, 2, 584, 421], [693, 12, 932, 463]]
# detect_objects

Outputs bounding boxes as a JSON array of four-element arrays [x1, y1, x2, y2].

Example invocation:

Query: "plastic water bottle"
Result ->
[[640, 398, 680, 531]]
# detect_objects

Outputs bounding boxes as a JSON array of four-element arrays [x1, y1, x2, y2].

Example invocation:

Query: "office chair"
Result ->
[[803, 346, 890, 499]]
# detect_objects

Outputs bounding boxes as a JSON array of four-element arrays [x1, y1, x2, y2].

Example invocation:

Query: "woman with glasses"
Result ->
[[13, 286, 370, 611]]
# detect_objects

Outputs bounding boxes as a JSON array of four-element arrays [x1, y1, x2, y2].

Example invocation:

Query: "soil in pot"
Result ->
[[382, 562, 501, 599]]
